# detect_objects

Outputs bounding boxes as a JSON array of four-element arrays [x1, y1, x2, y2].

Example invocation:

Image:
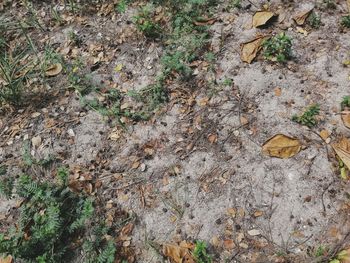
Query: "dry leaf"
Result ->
[[262, 134, 302, 158], [0, 256, 13, 263], [341, 108, 350, 129], [293, 8, 313, 25], [162, 244, 195, 263], [208, 133, 217, 144], [332, 138, 350, 170], [296, 26, 308, 36], [252, 11, 275, 27], [194, 18, 216, 26], [274, 87, 282, 97], [223, 239, 236, 250], [348, 0, 350, 12], [240, 36, 265, 63], [45, 63, 62, 77], [319, 130, 330, 141]]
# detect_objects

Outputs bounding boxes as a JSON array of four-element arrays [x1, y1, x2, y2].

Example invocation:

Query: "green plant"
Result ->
[[341, 15, 350, 28], [231, 0, 241, 8], [222, 78, 233, 86], [341, 96, 350, 110], [134, 3, 161, 38], [308, 12, 321, 28], [0, 165, 13, 198], [314, 245, 328, 257], [263, 33, 293, 62], [292, 104, 320, 128], [193, 241, 212, 263], [116, 0, 129, 13], [0, 170, 117, 263]]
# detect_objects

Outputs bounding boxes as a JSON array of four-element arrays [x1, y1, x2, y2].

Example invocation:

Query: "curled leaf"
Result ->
[[45, 63, 62, 77], [262, 134, 302, 158], [332, 138, 350, 171], [252, 11, 275, 27], [240, 36, 265, 63], [293, 8, 313, 25]]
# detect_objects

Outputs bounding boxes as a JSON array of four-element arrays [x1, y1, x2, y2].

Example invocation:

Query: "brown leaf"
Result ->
[[348, 0, 350, 13], [262, 134, 302, 158], [223, 239, 236, 250], [293, 8, 313, 25], [274, 87, 282, 97], [208, 133, 217, 144], [45, 63, 62, 77], [162, 244, 195, 263], [341, 108, 350, 129], [0, 256, 12, 263], [332, 137, 350, 170], [252, 11, 275, 27], [319, 129, 330, 141], [240, 36, 265, 63]]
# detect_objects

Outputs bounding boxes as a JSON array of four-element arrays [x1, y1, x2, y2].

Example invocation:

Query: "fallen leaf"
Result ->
[[208, 133, 217, 144], [248, 229, 261, 236], [240, 36, 265, 63], [274, 87, 282, 97], [194, 18, 216, 26], [253, 211, 263, 217], [337, 248, 350, 263], [341, 108, 350, 129], [226, 208, 236, 217], [293, 8, 313, 25], [240, 116, 249, 125], [348, 0, 350, 12], [296, 26, 308, 36], [0, 256, 13, 263], [332, 138, 350, 170], [45, 63, 62, 77], [320, 129, 330, 141], [262, 134, 302, 158], [252, 11, 275, 27], [223, 239, 236, 250], [31, 136, 42, 148], [162, 243, 195, 263]]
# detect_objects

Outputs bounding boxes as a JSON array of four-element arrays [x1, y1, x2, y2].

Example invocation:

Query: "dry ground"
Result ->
[[1, 0, 350, 262]]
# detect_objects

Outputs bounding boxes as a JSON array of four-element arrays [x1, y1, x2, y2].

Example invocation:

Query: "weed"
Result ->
[[0, 166, 13, 198], [263, 33, 293, 63], [116, 0, 129, 13], [134, 4, 161, 38], [68, 30, 83, 46], [222, 78, 233, 86], [341, 15, 350, 28], [292, 104, 320, 128], [68, 59, 94, 95], [193, 241, 212, 263], [341, 96, 350, 110], [231, 0, 241, 8], [50, 6, 64, 25], [308, 12, 321, 29], [314, 245, 328, 257], [0, 170, 117, 263]]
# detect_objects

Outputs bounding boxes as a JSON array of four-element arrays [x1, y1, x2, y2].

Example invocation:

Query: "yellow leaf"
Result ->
[[114, 64, 123, 72], [262, 134, 302, 158], [332, 138, 350, 171], [293, 8, 313, 26], [252, 11, 275, 28], [348, 0, 350, 13], [45, 63, 62, 77], [240, 36, 265, 63]]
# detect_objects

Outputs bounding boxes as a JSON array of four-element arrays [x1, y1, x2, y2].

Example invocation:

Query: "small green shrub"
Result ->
[[0, 170, 116, 263], [231, 0, 241, 8], [341, 15, 350, 28], [134, 4, 161, 38], [193, 241, 212, 263], [263, 33, 293, 63], [292, 104, 320, 128], [323, 0, 336, 9], [341, 96, 350, 110], [308, 12, 321, 28]]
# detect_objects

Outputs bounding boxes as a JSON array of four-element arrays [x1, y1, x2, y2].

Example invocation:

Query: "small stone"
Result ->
[[67, 129, 75, 137], [248, 229, 261, 236], [31, 136, 42, 148], [233, 130, 240, 137], [140, 163, 146, 172]]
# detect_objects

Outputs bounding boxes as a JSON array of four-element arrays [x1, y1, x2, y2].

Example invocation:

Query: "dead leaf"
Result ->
[[342, 108, 350, 129], [253, 211, 263, 217], [274, 87, 282, 97], [223, 239, 236, 250], [240, 36, 265, 63], [194, 18, 216, 26], [240, 116, 249, 125], [45, 63, 62, 77], [348, 0, 350, 12], [332, 138, 350, 170], [162, 244, 195, 263], [319, 129, 330, 141], [296, 26, 308, 36], [262, 134, 302, 158], [208, 133, 217, 144], [293, 8, 313, 25], [0, 256, 13, 263], [252, 11, 275, 27]]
